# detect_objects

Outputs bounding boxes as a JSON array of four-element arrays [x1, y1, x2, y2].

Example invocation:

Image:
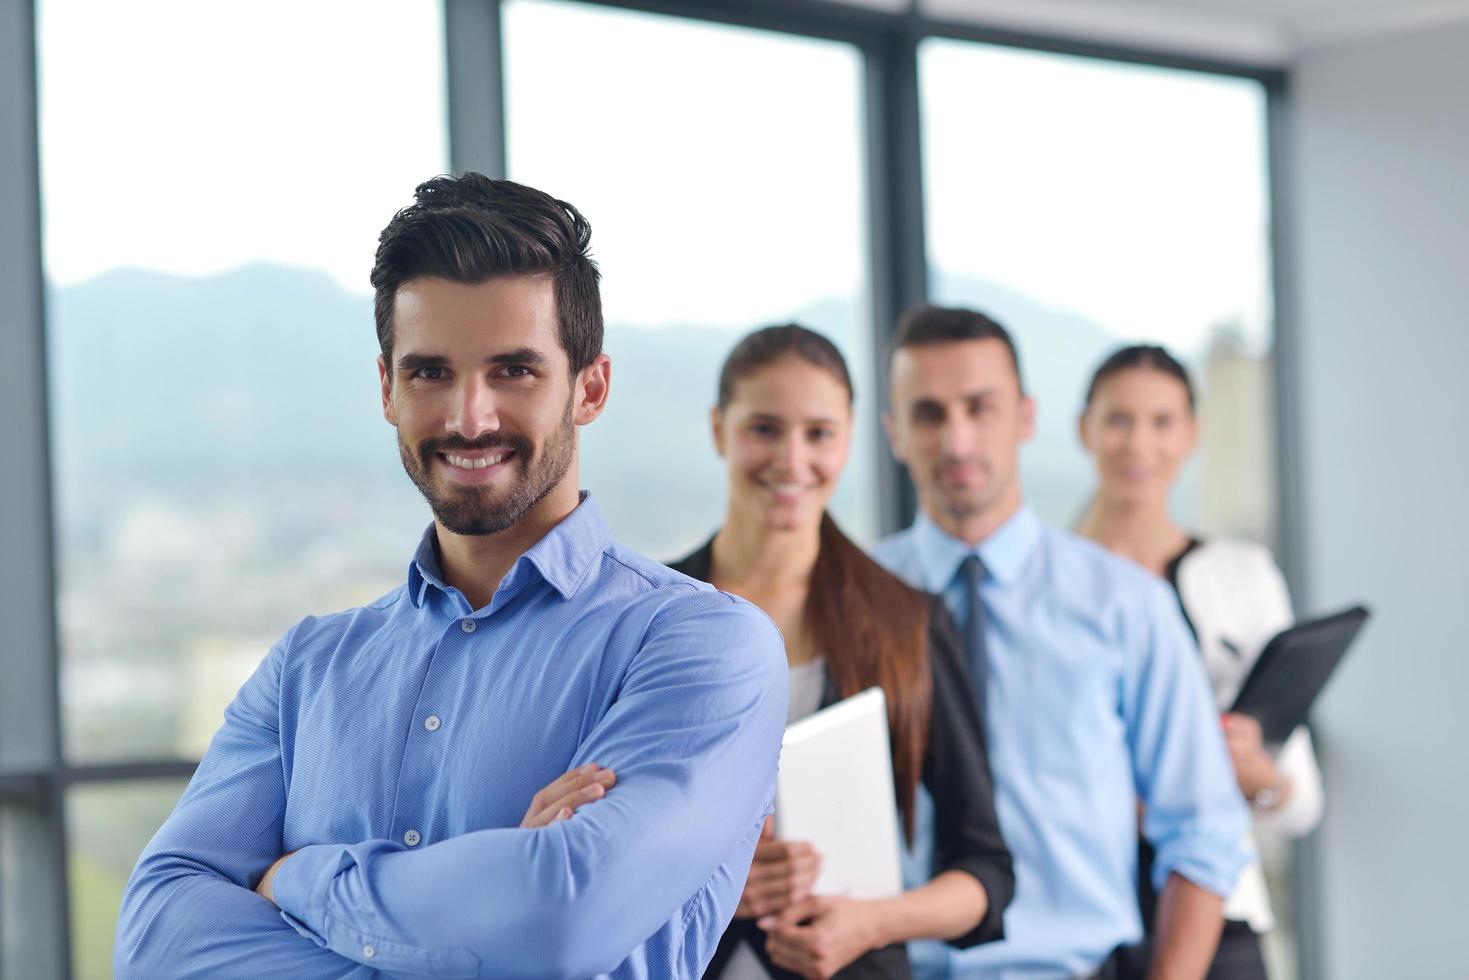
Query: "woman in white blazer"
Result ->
[[1074, 345, 1323, 980]]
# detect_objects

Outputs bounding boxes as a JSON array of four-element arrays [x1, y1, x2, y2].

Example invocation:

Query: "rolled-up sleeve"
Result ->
[[1125, 583, 1251, 898], [923, 599, 1014, 947], [268, 591, 789, 979]]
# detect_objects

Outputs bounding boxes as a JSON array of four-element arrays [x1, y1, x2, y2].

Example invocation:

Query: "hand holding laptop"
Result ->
[[735, 815, 823, 920]]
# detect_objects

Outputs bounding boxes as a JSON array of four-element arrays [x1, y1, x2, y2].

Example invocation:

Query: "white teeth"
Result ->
[[769, 483, 803, 494], [446, 452, 506, 469]]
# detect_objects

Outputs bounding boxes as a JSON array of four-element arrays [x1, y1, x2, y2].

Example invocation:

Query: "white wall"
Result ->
[[1289, 20, 1469, 980]]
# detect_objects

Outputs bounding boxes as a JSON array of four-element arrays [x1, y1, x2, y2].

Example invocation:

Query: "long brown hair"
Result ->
[[719, 325, 933, 842]]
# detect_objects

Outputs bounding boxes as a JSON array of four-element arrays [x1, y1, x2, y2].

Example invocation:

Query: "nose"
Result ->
[[939, 416, 976, 458], [776, 432, 806, 475], [446, 375, 500, 439], [1120, 420, 1149, 455]]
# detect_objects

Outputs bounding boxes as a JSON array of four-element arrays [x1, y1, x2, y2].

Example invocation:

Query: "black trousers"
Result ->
[[1133, 835, 1270, 980], [1113, 920, 1268, 980]]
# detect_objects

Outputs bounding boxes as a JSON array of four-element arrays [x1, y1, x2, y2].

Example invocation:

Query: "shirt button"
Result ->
[[363, 945, 375, 959], [404, 829, 421, 846], [461, 618, 476, 633], [424, 714, 441, 732]]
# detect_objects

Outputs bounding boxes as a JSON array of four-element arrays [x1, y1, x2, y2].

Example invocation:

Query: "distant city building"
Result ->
[[1200, 323, 1278, 551]]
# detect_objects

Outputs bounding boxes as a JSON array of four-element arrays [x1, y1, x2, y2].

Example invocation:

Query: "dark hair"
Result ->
[[889, 304, 1024, 391], [717, 323, 853, 409], [1083, 344, 1196, 412], [717, 324, 932, 842], [371, 173, 603, 373]]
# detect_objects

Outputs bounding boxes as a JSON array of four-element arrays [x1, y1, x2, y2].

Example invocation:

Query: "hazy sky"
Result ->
[[38, 0, 1270, 356], [504, 0, 868, 334], [921, 38, 1272, 356], [37, 0, 449, 295]]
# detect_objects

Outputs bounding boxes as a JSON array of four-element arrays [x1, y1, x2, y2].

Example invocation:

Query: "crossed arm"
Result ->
[[115, 600, 787, 979], [254, 764, 619, 902]]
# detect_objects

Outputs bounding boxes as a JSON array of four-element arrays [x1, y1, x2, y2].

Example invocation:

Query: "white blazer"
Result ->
[[1175, 538, 1325, 932]]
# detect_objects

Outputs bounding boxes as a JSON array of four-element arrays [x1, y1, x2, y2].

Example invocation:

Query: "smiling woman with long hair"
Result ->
[[670, 324, 1013, 980], [1076, 344, 1324, 980]]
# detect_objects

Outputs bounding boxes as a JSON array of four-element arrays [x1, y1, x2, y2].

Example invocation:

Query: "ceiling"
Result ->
[[917, 0, 1469, 65]]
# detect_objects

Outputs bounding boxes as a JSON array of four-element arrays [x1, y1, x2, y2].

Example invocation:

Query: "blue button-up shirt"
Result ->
[[874, 506, 1248, 979], [116, 494, 788, 979]]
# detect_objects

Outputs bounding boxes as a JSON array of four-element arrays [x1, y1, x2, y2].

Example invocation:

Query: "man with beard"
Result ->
[[116, 175, 788, 979], [873, 306, 1248, 979]]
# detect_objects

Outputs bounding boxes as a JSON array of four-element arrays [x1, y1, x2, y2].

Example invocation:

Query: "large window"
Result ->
[[504, 0, 877, 557], [921, 39, 1276, 544], [920, 38, 1290, 974], [36, 0, 447, 970], [2, 1, 1288, 974]]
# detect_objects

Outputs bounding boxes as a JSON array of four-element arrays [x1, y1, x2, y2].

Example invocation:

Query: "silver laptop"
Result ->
[[774, 686, 903, 900]]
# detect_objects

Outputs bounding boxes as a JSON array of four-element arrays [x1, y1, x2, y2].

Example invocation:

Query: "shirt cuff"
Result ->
[[270, 843, 343, 942], [1152, 835, 1252, 899], [940, 857, 1012, 948]]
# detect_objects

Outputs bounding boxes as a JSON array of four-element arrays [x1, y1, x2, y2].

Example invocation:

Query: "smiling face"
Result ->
[[378, 274, 608, 537], [1078, 366, 1197, 509], [713, 356, 852, 533], [885, 338, 1034, 542]]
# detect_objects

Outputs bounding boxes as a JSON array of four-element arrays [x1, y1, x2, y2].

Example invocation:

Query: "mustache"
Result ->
[[419, 433, 533, 458]]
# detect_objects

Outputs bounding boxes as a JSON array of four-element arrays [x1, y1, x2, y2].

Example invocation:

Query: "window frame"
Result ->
[[0, 0, 1298, 976]]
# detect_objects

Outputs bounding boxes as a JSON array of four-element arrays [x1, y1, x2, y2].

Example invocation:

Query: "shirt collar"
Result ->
[[912, 503, 1040, 592], [406, 491, 610, 608]]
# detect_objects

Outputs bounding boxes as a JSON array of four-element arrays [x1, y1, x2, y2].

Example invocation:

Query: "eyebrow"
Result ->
[[910, 388, 998, 408], [395, 348, 553, 373], [489, 347, 552, 368], [396, 353, 447, 374], [748, 412, 843, 426]]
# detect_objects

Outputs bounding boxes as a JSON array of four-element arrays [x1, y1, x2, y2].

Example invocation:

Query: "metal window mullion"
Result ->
[[0, 0, 69, 975], [863, 20, 927, 536], [1263, 72, 1324, 980], [445, 0, 507, 178]]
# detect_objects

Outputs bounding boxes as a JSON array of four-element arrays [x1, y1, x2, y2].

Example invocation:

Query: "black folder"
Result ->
[[1228, 605, 1370, 745]]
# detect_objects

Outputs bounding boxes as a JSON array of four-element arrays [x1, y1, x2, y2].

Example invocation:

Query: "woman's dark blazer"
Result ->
[[670, 539, 1014, 980]]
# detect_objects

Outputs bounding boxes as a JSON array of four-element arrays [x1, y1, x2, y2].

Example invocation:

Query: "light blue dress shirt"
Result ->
[[874, 506, 1249, 979], [116, 494, 788, 980]]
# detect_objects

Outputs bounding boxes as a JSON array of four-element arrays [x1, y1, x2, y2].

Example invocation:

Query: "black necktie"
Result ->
[[960, 554, 989, 709]]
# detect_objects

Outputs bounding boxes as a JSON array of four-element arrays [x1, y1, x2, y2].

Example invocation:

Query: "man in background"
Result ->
[[876, 305, 1248, 979]]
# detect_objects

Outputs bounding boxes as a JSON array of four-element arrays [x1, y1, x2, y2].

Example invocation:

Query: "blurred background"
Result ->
[[1, 0, 1464, 977]]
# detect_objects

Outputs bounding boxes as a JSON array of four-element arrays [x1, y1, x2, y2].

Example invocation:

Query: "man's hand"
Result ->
[[760, 895, 882, 979], [1221, 713, 1287, 805], [254, 852, 295, 905], [520, 763, 616, 828], [734, 816, 822, 920], [253, 765, 616, 907]]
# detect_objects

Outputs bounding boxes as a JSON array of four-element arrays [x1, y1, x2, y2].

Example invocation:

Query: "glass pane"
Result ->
[[504, 0, 875, 559], [920, 40, 1276, 544], [39, 0, 448, 763], [920, 40, 1290, 977], [67, 780, 188, 980]]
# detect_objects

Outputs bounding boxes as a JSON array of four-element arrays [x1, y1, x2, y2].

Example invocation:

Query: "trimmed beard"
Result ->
[[398, 395, 575, 536]]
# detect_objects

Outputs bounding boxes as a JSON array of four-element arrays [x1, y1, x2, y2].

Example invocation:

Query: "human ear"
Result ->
[[882, 409, 909, 465], [379, 355, 397, 426], [711, 405, 726, 458], [572, 353, 612, 425], [1182, 410, 1200, 458], [1019, 395, 1037, 443]]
